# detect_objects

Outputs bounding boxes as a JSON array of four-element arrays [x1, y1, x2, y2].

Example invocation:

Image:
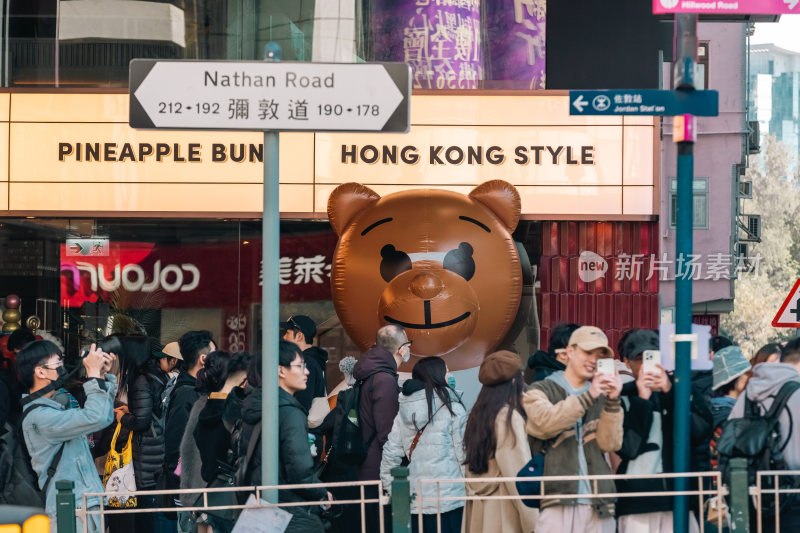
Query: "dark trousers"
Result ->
[[327, 484, 364, 533], [363, 485, 392, 532], [107, 495, 163, 533], [411, 508, 463, 533], [759, 500, 800, 533]]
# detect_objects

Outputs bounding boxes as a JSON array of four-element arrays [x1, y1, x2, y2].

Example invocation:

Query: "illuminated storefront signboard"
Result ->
[[0, 92, 657, 217]]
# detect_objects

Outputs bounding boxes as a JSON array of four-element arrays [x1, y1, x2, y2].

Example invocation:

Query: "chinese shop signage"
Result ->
[[370, 0, 545, 89], [60, 233, 338, 309]]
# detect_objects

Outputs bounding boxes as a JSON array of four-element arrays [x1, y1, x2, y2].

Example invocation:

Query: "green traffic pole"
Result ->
[[390, 467, 411, 533], [261, 41, 281, 504], [728, 458, 750, 532], [672, 13, 698, 533], [55, 480, 77, 533], [674, 137, 694, 533]]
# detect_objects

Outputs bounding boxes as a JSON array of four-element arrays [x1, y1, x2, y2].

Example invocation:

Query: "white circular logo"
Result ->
[[660, 0, 679, 8], [592, 95, 611, 112]]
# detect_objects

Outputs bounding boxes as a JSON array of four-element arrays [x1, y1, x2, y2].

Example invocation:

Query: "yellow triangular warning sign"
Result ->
[[773, 279, 800, 328]]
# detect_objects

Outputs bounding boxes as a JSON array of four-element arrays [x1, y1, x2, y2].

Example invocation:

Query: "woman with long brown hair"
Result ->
[[462, 351, 537, 533]]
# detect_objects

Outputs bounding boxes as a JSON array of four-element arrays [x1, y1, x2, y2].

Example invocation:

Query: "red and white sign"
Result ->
[[60, 232, 338, 309], [654, 0, 800, 15], [772, 279, 800, 328]]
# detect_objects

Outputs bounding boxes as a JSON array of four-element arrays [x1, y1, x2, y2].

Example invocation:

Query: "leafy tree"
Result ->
[[721, 136, 800, 354]]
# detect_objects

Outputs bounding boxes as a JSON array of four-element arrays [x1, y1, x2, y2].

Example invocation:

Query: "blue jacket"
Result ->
[[22, 375, 117, 519]]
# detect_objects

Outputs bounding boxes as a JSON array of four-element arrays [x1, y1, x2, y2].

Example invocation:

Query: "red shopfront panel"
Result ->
[[539, 221, 660, 357]]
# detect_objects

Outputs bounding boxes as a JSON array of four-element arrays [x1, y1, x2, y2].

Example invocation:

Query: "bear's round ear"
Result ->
[[469, 180, 521, 232], [327, 183, 381, 236]]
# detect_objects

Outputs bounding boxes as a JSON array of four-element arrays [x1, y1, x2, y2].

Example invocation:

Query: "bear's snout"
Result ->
[[410, 272, 444, 299]]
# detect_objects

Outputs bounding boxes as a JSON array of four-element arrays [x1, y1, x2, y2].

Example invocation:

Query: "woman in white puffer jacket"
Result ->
[[380, 357, 467, 533]]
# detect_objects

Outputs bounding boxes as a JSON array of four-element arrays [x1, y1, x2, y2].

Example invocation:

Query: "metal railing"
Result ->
[[63, 478, 386, 533], [751, 469, 800, 533], [414, 471, 726, 533], [52, 460, 771, 533]]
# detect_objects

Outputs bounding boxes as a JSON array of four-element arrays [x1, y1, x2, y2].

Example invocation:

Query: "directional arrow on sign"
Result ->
[[129, 60, 411, 133], [569, 89, 718, 116], [572, 95, 588, 113]]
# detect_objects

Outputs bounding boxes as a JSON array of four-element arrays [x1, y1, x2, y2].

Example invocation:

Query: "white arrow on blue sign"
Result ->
[[569, 89, 718, 117], [129, 60, 411, 133]]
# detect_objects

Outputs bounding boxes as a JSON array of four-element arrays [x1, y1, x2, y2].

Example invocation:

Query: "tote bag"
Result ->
[[103, 423, 138, 508]]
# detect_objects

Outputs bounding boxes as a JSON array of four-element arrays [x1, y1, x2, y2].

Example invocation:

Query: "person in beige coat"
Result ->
[[463, 350, 537, 533]]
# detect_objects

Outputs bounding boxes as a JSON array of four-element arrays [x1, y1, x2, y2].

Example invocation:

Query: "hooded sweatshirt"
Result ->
[[352, 344, 399, 481], [728, 362, 800, 469], [294, 346, 329, 412], [527, 350, 566, 384]]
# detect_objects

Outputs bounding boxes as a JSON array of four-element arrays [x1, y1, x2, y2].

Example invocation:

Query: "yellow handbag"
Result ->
[[102, 423, 138, 508]]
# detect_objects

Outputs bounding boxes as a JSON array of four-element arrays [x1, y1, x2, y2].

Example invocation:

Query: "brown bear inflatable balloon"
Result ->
[[328, 180, 522, 370]]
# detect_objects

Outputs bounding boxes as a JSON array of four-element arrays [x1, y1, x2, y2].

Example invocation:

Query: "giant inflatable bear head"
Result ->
[[327, 180, 522, 370]]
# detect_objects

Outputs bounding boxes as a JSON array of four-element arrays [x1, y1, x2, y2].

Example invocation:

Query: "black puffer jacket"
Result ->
[[121, 361, 168, 489], [240, 386, 262, 486], [277, 388, 327, 504], [164, 370, 199, 470]]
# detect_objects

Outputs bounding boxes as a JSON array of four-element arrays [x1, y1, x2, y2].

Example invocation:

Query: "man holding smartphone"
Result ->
[[614, 329, 694, 533], [524, 325, 623, 533], [16, 340, 117, 533]]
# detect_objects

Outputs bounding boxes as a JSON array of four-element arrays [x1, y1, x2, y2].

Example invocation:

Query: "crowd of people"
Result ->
[[1, 317, 800, 533]]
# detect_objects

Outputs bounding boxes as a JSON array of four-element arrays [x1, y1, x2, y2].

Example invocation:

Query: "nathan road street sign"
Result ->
[[773, 279, 800, 328], [653, 0, 800, 15], [569, 89, 719, 117], [129, 60, 411, 133]]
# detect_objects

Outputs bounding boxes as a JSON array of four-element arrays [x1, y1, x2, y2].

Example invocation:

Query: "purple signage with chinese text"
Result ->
[[369, 0, 483, 89], [485, 0, 546, 89]]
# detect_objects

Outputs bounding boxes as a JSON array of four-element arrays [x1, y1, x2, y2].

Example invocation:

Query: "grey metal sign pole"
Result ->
[[261, 43, 281, 502]]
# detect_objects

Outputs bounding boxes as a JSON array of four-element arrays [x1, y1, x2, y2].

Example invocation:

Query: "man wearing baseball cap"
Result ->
[[280, 315, 328, 412], [524, 325, 623, 533]]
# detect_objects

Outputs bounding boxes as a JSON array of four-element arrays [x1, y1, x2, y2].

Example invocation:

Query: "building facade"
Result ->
[[750, 42, 800, 164], [659, 22, 752, 332], [0, 2, 749, 387]]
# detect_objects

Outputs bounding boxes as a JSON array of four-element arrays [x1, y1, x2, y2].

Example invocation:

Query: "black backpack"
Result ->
[[717, 380, 800, 518], [0, 404, 65, 507], [334, 371, 392, 466]]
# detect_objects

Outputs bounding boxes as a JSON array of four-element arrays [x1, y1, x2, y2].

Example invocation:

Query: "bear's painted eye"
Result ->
[[380, 244, 412, 282], [443, 242, 475, 281]]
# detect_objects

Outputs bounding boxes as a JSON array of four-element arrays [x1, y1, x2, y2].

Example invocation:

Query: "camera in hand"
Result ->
[[80, 336, 122, 359]]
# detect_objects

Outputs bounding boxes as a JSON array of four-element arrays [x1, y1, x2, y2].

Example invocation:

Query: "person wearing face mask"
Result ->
[[16, 340, 117, 533], [351, 324, 410, 530]]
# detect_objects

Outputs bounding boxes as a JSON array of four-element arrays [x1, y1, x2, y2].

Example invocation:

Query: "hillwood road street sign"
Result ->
[[569, 89, 719, 116], [129, 60, 410, 133], [653, 0, 800, 15]]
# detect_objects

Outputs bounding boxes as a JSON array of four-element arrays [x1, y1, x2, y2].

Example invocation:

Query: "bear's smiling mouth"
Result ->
[[384, 311, 472, 330]]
